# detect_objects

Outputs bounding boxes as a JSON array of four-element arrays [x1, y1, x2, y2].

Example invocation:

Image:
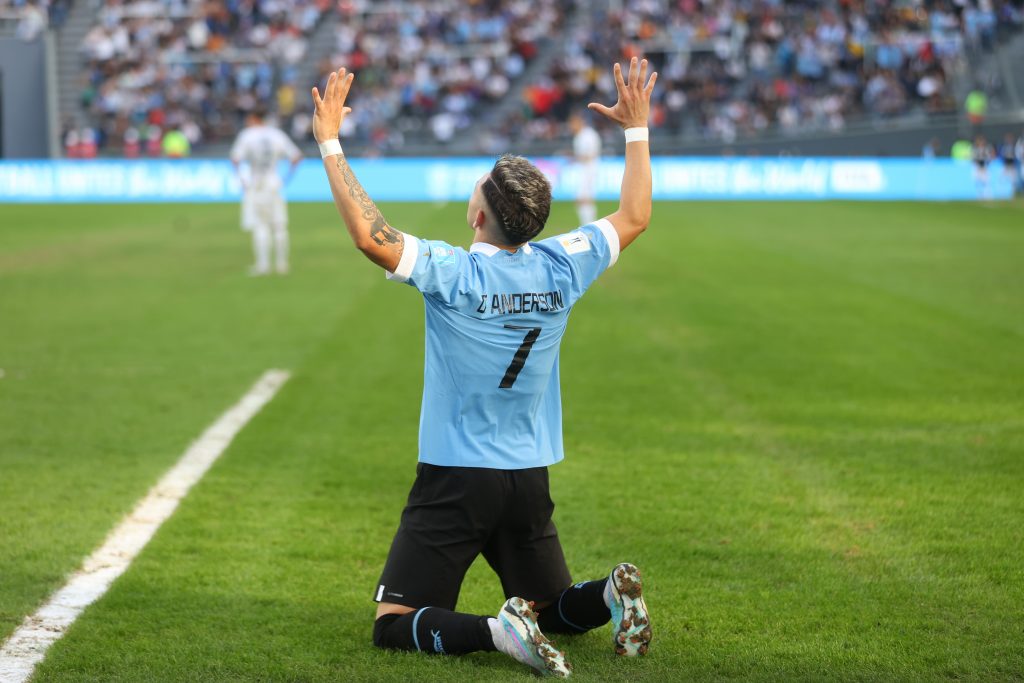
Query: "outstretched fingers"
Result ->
[[338, 71, 354, 102], [323, 70, 337, 102], [317, 67, 356, 108], [626, 56, 639, 89], [644, 70, 658, 96], [613, 61, 626, 94]]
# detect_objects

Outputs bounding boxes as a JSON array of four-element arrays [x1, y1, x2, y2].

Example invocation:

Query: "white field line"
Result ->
[[0, 369, 291, 683]]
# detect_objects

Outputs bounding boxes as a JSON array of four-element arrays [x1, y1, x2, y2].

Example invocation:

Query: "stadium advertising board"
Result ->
[[0, 158, 1014, 202]]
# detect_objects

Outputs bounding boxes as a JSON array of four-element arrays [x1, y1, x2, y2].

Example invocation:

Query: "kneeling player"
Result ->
[[311, 57, 658, 676]]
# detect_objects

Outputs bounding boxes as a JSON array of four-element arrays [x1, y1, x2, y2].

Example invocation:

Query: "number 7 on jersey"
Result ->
[[500, 325, 541, 388]]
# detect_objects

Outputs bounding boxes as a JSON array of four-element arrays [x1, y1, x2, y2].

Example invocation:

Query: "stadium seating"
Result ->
[[56, 0, 1024, 155], [312, 0, 568, 150], [74, 0, 327, 152], [515, 0, 1024, 146]]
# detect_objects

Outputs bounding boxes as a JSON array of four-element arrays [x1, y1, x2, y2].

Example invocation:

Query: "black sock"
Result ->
[[373, 608, 497, 654], [537, 578, 611, 634]]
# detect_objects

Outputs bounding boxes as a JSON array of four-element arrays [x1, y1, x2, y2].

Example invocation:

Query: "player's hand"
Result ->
[[588, 57, 657, 129], [311, 67, 354, 143]]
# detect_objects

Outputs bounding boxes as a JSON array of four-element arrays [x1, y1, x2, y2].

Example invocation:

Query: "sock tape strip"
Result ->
[[412, 607, 431, 652]]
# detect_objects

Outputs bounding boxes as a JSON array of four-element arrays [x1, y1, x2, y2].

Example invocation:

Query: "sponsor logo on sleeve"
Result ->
[[559, 231, 591, 255], [431, 246, 456, 266]]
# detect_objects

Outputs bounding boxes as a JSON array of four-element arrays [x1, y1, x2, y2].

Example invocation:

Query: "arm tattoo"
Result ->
[[369, 208, 402, 247], [336, 155, 404, 251]]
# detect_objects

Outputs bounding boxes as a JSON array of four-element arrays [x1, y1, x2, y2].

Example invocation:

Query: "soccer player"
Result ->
[[311, 57, 657, 677], [569, 111, 602, 226], [998, 133, 1018, 189], [1016, 130, 1024, 195], [230, 108, 303, 276], [971, 134, 995, 199]]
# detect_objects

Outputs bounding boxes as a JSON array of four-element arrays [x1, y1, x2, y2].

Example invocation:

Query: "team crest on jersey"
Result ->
[[559, 231, 591, 255], [432, 246, 456, 265]]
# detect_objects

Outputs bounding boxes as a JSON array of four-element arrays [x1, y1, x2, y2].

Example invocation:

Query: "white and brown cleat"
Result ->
[[605, 563, 652, 656], [495, 597, 572, 677]]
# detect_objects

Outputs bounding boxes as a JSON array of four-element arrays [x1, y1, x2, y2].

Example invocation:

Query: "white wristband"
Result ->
[[624, 127, 649, 143], [319, 139, 342, 158]]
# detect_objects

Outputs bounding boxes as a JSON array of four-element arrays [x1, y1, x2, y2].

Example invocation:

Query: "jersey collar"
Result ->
[[470, 242, 533, 256]]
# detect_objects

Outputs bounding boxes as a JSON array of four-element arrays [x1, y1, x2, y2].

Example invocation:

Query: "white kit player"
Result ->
[[569, 111, 601, 226], [230, 109, 303, 275]]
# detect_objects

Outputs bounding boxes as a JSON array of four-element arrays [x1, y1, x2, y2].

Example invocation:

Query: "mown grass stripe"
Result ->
[[0, 369, 291, 683]]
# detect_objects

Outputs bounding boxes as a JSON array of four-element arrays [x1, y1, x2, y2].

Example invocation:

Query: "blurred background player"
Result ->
[[971, 135, 994, 199], [569, 111, 601, 226], [997, 133, 1017, 193], [230, 109, 303, 276], [1016, 131, 1024, 195]]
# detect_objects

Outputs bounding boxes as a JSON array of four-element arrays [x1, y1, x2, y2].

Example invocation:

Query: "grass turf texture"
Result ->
[[1, 200, 1022, 681]]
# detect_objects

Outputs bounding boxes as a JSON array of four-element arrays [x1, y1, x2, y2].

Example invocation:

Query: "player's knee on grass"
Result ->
[[372, 613, 402, 649]]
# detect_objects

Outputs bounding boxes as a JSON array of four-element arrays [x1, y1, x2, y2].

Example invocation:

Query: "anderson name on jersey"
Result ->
[[386, 219, 620, 470]]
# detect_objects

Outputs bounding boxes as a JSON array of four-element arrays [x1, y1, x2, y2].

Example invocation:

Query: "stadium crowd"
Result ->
[[504, 0, 1024, 146], [72, 0, 327, 154], [57, 0, 1024, 156], [312, 0, 569, 151], [65, 0, 571, 155]]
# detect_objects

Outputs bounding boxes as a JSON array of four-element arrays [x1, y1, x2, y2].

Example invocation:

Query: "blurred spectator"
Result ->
[[63, 125, 99, 158], [965, 88, 988, 126], [951, 138, 973, 160], [15, 0, 47, 40], [123, 126, 141, 157], [162, 128, 191, 157]]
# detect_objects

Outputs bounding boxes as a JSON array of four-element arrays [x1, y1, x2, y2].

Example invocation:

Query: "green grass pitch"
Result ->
[[1, 199, 1022, 681]]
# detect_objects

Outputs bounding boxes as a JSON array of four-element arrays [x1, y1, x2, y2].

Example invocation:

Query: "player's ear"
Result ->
[[472, 209, 486, 231]]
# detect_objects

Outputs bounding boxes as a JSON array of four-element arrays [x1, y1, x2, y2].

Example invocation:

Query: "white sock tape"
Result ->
[[318, 139, 343, 158], [624, 127, 649, 143]]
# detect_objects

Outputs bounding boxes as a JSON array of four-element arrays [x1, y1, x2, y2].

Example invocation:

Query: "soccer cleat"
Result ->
[[494, 597, 572, 677], [605, 562, 652, 656]]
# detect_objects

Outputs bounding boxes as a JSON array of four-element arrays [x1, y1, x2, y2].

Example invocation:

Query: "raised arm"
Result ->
[[588, 57, 658, 252], [311, 67, 403, 272]]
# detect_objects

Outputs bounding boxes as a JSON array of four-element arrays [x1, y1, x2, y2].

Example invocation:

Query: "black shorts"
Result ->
[[374, 463, 572, 611]]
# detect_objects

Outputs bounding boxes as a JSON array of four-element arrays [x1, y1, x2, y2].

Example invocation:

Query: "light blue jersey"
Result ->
[[387, 219, 621, 469]]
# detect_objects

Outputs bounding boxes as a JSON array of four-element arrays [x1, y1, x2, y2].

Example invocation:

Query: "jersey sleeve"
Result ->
[[537, 218, 620, 302], [385, 233, 471, 305]]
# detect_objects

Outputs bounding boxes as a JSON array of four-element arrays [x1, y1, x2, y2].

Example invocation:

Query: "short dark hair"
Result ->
[[481, 154, 552, 244]]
